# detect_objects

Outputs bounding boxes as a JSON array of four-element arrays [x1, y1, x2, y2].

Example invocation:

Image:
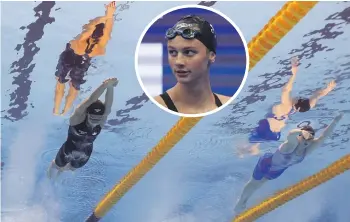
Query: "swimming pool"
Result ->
[[1, 1, 350, 222]]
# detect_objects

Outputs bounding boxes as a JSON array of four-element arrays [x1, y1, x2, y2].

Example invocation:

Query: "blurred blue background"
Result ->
[[140, 7, 247, 97]]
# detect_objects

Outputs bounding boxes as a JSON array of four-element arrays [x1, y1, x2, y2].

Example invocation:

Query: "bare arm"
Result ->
[[306, 113, 343, 155], [309, 80, 336, 108], [272, 59, 298, 117], [98, 17, 114, 47], [69, 81, 109, 125], [280, 72, 297, 106], [100, 85, 115, 125], [71, 16, 109, 42], [97, 1, 116, 47], [281, 58, 298, 105]]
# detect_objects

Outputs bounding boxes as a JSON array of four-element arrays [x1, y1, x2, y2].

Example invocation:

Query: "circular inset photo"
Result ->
[[135, 5, 249, 117]]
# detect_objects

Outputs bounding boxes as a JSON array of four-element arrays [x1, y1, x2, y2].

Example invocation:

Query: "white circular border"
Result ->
[[134, 4, 250, 118]]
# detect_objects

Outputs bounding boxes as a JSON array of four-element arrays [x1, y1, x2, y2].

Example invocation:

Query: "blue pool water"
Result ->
[[1, 1, 350, 222]]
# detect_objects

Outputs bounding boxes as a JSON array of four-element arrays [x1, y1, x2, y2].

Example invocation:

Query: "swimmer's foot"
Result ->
[[47, 161, 59, 179], [234, 199, 247, 213], [53, 108, 60, 116], [60, 110, 68, 116]]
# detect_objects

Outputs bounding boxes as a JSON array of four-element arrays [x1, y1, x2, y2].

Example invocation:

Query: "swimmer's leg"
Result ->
[[234, 154, 272, 212], [61, 64, 88, 115], [47, 144, 70, 179], [47, 160, 58, 179], [54, 80, 66, 115], [61, 82, 79, 115], [235, 177, 267, 212], [53, 54, 71, 115]]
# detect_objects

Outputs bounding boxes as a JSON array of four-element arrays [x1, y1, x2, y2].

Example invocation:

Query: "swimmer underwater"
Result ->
[[154, 14, 231, 114], [53, 1, 116, 116], [48, 77, 118, 179], [249, 57, 337, 143], [235, 111, 349, 212]]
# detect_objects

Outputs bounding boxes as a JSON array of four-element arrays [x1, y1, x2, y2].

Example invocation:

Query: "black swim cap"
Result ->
[[168, 15, 217, 54], [294, 98, 311, 112], [301, 125, 315, 135], [91, 23, 105, 39], [87, 100, 105, 115]]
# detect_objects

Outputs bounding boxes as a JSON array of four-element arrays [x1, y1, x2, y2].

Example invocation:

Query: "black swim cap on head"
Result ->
[[294, 98, 311, 112], [87, 100, 105, 115], [91, 23, 105, 39], [301, 125, 315, 135], [167, 14, 217, 54]]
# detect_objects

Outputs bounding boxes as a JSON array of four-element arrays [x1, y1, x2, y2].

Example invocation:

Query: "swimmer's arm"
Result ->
[[70, 82, 108, 123], [98, 17, 114, 47], [307, 115, 342, 154], [72, 16, 108, 42], [101, 86, 114, 125], [309, 80, 336, 108], [280, 71, 297, 106]]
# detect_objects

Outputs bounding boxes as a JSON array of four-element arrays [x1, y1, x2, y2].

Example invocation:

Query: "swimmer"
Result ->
[[47, 77, 118, 179], [248, 57, 337, 144], [154, 15, 231, 115], [235, 112, 346, 212], [273, 57, 336, 118], [53, 1, 116, 116]]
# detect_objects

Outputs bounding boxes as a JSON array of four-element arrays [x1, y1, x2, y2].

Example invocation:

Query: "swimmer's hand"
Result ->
[[105, 1, 116, 18], [291, 56, 299, 75], [104, 77, 119, 88], [326, 80, 336, 92], [291, 56, 299, 67], [334, 112, 344, 121]]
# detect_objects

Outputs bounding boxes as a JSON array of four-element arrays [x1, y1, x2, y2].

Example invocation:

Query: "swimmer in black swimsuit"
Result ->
[[153, 15, 231, 115], [53, 1, 116, 116], [47, 77, 118, 179]]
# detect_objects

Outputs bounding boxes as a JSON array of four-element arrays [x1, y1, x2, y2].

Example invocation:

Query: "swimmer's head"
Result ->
[[86, 100, 105, 126], [166, 15, 217, 53], [91, 23, 105, 40], [165, 15, 217, 84], [293, 98, 311, 113], [300, 125, 315, 140]]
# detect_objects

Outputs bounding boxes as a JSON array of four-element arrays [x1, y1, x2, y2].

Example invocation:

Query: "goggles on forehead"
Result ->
[[301, 130, 315, 140], [165, 27, 201, 40]]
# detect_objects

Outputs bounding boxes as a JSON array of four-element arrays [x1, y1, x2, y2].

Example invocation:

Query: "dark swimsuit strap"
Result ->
[[160, 92, 178, 112], [159, 92, 223, 113], [213, 93, 223, 107]]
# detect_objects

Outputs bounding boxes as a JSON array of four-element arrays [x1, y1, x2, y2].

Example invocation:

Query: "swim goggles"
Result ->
[[87, 113, 103, 124], [301, 130, 315, 140], [165, 27, 201, 40]]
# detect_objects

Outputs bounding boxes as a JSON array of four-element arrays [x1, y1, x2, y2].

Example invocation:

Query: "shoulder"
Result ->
[[153, 95, 167, 107], [286, 129, 301, 144], [215, 94, 231, 104]]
